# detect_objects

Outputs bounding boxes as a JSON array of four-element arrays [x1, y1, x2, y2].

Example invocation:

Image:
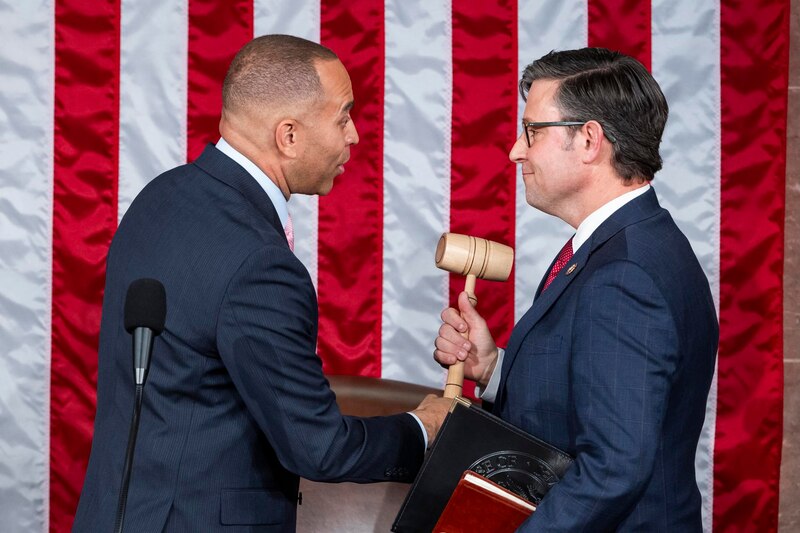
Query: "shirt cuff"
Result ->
[[475, 348, 504, 403], [407, 412, 428, 450]]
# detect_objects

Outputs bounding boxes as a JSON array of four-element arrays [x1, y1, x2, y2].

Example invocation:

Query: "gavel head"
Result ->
[[435, 233, 514, 281]]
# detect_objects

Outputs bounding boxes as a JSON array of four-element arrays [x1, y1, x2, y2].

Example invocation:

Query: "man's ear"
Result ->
[[580, 120, 606, 163], [275, 119, 300, 158]]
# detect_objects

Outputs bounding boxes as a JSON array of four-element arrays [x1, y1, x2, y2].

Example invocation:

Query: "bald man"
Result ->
[[73, 35, 450, 533]]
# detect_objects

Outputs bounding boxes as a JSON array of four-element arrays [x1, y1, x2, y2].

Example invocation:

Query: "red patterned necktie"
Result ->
[[542, 237, 573, 291], [284, 214, 294, 252]]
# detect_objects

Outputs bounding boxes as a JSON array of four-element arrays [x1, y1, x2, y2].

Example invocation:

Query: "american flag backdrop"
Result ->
[[0, 0, 789, 532]]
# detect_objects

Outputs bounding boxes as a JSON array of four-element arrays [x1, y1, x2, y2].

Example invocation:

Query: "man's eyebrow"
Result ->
[[341, 101, 354, 113]]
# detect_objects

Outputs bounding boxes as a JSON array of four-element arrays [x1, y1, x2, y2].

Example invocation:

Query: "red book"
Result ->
[[434, 471, 536, 533]]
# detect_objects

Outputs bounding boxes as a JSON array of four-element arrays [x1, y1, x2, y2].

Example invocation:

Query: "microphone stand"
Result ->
[[113, 327, 153, 533]]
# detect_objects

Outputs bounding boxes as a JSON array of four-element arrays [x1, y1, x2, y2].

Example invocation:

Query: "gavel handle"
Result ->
[[444, 274, 476, 398]]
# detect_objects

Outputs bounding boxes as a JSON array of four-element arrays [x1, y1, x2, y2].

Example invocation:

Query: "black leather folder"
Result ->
[[392, 397, 574, 533]]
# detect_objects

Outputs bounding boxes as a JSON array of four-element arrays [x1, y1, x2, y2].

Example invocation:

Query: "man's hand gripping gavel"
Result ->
[[434, 233, 514, 398]]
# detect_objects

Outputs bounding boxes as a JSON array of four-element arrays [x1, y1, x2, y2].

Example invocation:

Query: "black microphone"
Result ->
[[123, 278, 166, 386], [114, 278, 166, 533]]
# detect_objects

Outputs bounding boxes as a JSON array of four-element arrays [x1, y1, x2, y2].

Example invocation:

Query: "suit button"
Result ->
[[384, 467, 408, 479]]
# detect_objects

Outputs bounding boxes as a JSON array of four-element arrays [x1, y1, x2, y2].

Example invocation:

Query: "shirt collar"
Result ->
[[573, 184, 651, 253], [215, 137, 289, 229]]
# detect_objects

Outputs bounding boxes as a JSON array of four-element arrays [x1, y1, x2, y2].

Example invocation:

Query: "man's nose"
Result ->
[[508, 133, 527, 163], [348, 121, 360, 145]]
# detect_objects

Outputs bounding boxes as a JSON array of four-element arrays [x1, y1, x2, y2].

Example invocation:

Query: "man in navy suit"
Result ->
[[73, 35, 451, 532], [434, 48, 718, 531]]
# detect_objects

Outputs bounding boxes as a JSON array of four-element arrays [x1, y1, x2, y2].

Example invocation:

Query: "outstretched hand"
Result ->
[[411, 394, 454, 447]]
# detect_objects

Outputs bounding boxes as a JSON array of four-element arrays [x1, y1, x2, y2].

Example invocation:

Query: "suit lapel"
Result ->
[[495, 243, 588, 407], [495, 188, 664, 408], [193, 143, 286, 241]]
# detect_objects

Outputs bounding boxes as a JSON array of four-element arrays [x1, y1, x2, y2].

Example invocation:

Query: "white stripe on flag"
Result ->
[[255, 0, 321, 289], [514, 0, 588, 320], [651, 1, 721, 530], [0, 1, 53, 532], [119, 0, 188, 220], [382, 0, 452, 387]]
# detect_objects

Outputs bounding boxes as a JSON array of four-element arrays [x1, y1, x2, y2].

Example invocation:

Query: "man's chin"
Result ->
[[316, 180, 336, 196]]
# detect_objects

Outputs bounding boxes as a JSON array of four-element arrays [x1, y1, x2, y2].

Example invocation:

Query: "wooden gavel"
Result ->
[[435, 233, 514, 398]]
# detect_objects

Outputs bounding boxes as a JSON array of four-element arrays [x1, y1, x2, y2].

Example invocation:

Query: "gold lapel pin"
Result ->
[[565, 263, 577, 275]]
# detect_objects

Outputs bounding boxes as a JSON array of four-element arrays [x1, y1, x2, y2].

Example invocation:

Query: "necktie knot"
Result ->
[[543, 237, 573, 291], [284, 215, 294, 252]]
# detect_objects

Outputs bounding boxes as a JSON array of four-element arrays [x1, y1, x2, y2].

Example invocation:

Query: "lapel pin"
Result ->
[[565, 263, 577, 275]]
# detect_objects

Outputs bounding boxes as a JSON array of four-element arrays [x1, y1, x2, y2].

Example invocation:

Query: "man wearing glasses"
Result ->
[[434, 48, 718, 531]]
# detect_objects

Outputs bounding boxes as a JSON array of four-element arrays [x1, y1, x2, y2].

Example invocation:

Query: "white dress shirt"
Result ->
[[216, 137, 290, 230]]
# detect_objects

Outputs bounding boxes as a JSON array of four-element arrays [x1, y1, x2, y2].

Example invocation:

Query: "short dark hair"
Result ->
[[520, 48, 668, 182], [222, 34, 338, 115]]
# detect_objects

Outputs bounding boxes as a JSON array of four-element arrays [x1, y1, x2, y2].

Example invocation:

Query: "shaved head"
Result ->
[[218, 34, 357, 200], [222, 34, 338, 116]]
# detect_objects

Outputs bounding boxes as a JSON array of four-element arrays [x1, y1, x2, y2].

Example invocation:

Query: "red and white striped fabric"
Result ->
[[0, 1, 787, 531]]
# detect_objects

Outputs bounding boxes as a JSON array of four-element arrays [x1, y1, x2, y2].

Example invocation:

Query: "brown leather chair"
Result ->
[[295, 375, 439, 532]]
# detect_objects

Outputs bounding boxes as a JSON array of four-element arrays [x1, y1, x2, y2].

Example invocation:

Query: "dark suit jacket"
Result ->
[[73, 144, 424, 532], [495, 188, 718, 532]]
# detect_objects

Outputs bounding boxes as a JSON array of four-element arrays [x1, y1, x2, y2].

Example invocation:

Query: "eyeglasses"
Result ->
[[521, 120, 617, 147]]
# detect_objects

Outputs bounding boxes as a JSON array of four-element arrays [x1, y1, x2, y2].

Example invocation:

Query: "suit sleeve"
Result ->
[[520, 260, 679, 531], [215, 244, 424, 482]]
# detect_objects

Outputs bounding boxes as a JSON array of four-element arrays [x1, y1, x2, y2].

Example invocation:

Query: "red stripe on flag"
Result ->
[[187, 0, 253, 161], [715, 1, 789, 530], [318, 1, 385, 377], [588, 0, 651, 70], [450, 0, 518, 397], [51, 1, 121, 530]]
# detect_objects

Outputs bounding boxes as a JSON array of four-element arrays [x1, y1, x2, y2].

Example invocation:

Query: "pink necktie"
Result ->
[[542, 237, 573, 291], [284, 215, 294, 252]]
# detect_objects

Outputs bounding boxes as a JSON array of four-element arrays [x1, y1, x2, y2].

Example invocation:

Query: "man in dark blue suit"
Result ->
[[73, 35, 451, 532], [435, 48, 718, 531]]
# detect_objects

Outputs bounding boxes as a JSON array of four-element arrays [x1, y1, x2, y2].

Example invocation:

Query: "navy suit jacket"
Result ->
[[495, 188, 718, 532], [73, 145, 424, 532]]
